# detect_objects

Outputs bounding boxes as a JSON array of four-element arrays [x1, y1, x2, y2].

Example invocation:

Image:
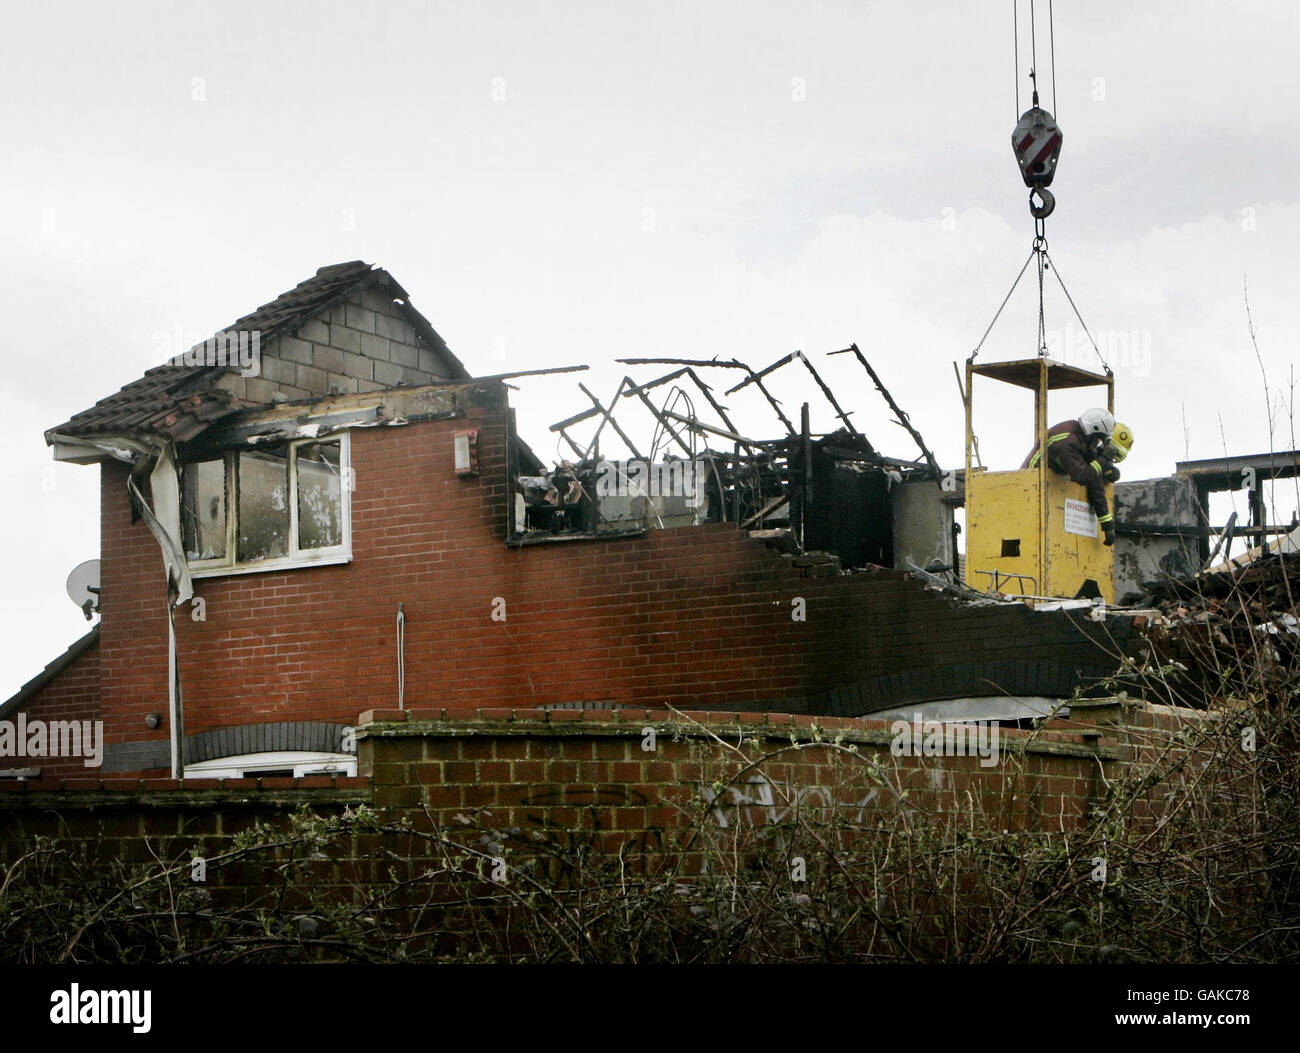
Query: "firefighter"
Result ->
[[1093, 421, 1134, 485], [1021, 408, 1129, 546], [1106, 421, 1134, 471]]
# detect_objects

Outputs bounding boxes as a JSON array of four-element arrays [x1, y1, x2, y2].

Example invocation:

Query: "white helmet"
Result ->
[[1078, 408, 1115, 438]]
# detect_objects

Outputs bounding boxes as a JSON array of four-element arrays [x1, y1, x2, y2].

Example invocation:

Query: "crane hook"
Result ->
[[1029, 186, 1055, 219]]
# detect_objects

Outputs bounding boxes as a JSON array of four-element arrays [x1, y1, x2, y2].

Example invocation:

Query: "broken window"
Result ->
[[296, 441, 343, 550], [238, 447, 290, 562], [181, 457, 228, 560], [180, 434, 350, 573]]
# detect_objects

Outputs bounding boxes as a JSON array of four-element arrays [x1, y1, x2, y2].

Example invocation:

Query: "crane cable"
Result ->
[[975, 0, 1109, 374], [1013, 0, 1018, 118], [1029, 0, 1038, 100], [970, 248, 1035, 362], [1050, 0, 1058, 119], [1023, 0, 1056, 111], [1045, 250, 1111, 373]]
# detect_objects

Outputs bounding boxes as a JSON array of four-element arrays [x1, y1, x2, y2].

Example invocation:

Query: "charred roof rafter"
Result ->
[[621, 357, 798, 436], [546, 346, 939, 478], [527, 346, 944, 559], [829, 343, 942, 480]]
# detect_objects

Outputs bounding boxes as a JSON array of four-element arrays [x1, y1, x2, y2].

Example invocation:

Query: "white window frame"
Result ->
[[184, 432, 352, 578], [183, 750, 357, 779]]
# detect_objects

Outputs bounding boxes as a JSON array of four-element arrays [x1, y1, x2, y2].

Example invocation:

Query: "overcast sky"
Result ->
[[3, 0, 1299, 693]]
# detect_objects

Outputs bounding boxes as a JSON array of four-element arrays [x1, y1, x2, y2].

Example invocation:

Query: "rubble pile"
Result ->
[[1134, 553, 1300, 707]]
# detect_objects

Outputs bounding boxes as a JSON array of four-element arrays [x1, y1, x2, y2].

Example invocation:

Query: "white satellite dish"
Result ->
[[66, 559, 101, 620]]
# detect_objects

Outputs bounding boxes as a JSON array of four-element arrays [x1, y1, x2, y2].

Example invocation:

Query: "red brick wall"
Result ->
[[0, 702, 1206, 837], [100, 460, 170, 757], [356, 707, 1121, 842], [3, 637, 101, 780], [0, 708, 1119, 869], [67, 400, 1128, 768]]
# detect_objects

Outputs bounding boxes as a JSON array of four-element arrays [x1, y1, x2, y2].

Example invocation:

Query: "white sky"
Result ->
[[4, 0, 1299, 693]]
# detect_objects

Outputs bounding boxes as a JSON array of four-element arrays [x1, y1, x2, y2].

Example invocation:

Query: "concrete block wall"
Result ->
[[1114, 476, 1201, 602], [216, 274, 459, 404]]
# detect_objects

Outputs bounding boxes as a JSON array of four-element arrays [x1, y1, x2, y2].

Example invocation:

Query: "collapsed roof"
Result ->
[[512, 346, 953, 572]]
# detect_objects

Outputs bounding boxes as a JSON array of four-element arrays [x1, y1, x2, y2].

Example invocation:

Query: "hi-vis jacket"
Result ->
[[1020, 419, 1114, 528]]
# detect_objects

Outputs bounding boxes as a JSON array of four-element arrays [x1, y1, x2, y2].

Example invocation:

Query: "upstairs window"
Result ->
[[181, 434, 350, 574]]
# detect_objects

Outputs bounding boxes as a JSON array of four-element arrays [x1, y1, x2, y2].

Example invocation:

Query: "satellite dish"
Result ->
[[66, 559, 101, 620]]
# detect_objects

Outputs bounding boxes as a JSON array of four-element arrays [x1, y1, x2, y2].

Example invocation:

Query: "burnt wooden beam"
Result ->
[[617, 357, 750, 369], [724, 352, 797, 395], [794, 350, 867, 448], [623, 368, 692, 396], [710, 355, 793, 438], [682, 368, 740, 436], [622, 356, 797, 437], [831, 343, 940, 479], [550, 405, 601, 432], [579, 380, 643, 462], [475, 364, 589, 382], [551, 424, 586, 460], [630, 383, 694, 457], [659, 410, 761, 450]]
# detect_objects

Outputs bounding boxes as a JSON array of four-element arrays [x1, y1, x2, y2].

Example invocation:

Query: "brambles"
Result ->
[[3, 557, 1298, 964], [1, 671, 1295, 964]]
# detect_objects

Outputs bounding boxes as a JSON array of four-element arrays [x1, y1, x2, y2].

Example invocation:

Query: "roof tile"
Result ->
[[46, 261, 464, 443]]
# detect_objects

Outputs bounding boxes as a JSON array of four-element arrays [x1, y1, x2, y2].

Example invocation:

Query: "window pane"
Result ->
[[237, 448, 290, 561], [181, 458, 227, 560], [297, 441, 343, 550]]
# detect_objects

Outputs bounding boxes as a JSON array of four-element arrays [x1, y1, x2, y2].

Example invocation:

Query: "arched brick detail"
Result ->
[[185, 722, 349, 764]]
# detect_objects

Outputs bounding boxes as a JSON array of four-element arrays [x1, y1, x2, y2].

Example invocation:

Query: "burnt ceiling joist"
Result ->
[[527, 346, 942, 547], [596, 346, 933, 476], [510, 345, 960, 578], [830, 343, 942, 479]]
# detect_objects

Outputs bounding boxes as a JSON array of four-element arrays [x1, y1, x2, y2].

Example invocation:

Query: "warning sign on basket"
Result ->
[[1063, 498, 1098, 538]]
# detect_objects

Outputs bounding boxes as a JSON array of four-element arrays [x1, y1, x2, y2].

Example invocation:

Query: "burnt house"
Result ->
[[5, 263, 1160, 782]]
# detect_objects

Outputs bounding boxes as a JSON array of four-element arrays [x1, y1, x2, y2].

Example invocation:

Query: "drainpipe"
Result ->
[[47, 433, 194, 777], [125, 448, 193, 779], [165, 598, 185, 777], [396, 602, 406, 710]]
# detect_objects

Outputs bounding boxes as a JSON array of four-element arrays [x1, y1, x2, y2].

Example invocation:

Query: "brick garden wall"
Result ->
[[0, 701, 1212, 962], [354, 706, 1125, 844], [2, 700, 1200, 868]]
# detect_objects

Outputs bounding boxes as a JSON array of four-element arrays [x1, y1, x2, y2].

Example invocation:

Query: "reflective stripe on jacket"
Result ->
[[1021, 420, 1112, 523]]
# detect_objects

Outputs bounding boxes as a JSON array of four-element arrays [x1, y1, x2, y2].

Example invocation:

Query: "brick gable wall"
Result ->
[[1, 638, 101, 780]]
